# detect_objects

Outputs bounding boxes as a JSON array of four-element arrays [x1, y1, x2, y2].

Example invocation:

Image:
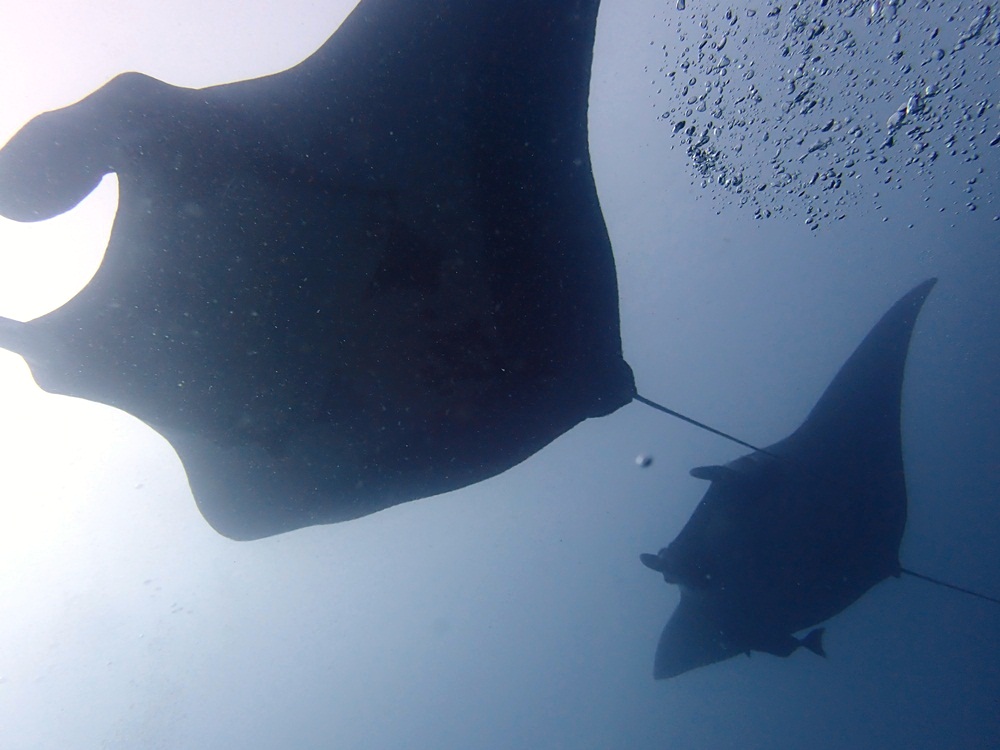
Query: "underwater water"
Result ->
[[0, 1, 997, 748]]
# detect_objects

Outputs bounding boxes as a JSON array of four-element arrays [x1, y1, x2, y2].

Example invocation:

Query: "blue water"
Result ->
[[0, 1, 997, 748]]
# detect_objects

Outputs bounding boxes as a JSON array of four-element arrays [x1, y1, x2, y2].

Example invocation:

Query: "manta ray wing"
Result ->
[[0, 0, 636, 539]]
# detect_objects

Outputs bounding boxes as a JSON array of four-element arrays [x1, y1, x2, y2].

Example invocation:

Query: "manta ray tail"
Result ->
[[901, 567, 1000, 606], [799, 628, 826, 658]]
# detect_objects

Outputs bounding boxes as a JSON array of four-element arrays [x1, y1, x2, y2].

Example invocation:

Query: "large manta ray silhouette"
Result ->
[[640, 279, 938, 679], [0, 0, 637, 540]]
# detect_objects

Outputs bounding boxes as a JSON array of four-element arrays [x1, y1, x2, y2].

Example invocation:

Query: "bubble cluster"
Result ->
[[650, 1, 999, 226]]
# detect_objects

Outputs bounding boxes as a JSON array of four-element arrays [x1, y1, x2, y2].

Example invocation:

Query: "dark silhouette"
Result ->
[[0, 0, 636, 539], [641, 279, 937, 679]]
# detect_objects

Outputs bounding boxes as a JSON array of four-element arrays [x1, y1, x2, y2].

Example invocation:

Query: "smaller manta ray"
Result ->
[[640, 278, 937, 679]]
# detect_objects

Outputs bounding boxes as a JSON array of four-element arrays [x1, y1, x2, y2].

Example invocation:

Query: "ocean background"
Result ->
[[0, 1, 997, 747]]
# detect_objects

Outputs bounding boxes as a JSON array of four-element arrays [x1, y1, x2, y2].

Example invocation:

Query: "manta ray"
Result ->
[[640, 279, 938, 679], [0, 0, 637, 539]]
